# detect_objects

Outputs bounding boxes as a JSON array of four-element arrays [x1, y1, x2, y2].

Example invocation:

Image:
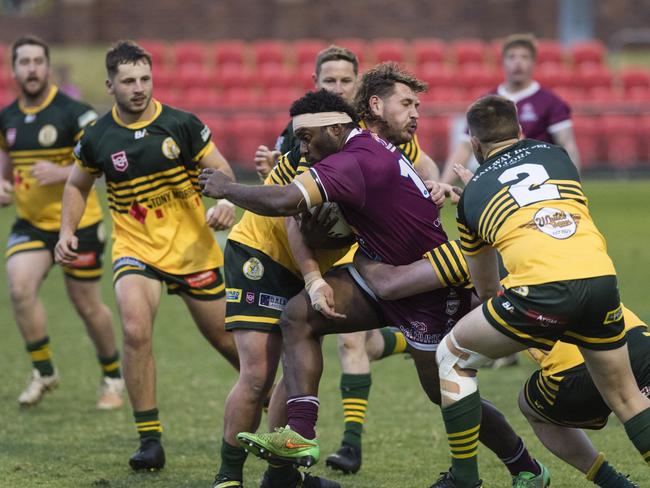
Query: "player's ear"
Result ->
[[369, 94, 382, 117], [105, 78, 114, 95], [470, 135, 483, 161], [518, 125, 524, 139]]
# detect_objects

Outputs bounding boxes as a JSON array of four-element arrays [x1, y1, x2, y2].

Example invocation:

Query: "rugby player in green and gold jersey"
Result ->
[[54, 40, 239, 472], [0, 35, 124, 410]]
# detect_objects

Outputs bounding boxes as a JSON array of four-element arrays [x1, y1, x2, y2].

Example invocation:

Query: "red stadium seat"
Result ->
[[152, 67, 175, 90], [536, 39, 563, 65], [455, 66, 500, 90], [413, 39, 446, 66], [178, 87, 221, 111], [214, 65, 254, 90], [176, 65, 212, 90], [416, 117, 449, 162], [252, 40, 287, 68], [171, 42, 207, 69], [424, 86, 466, 103], [620, 68, 650, 92], [257, 65, 295, 90], [221, 87, 259, 109], [627, 86, 650, 102], [535, 65, 574, 89], [415, 65, 455, 89], [332, 38, 367, 64], [600, 115, 640, 169], [573, 66, 612, 90], [572, 116, 600, 169], [259, 87, 301, 110], [213, 41, 247, 68], [452, 39, 487, 67], [638, 116, 650, 163], [570, 40, 605, 67], [269, 113, 290, 145], [295, 65, 316, 91], [228, 115, 270, 169], [587, 86, 623, 103], [154, 88, 181, 108], [201, 115, 229, 154], [137, 40, 168, 67], [371, 39, 408, 64], [293, 39, 328, 68]]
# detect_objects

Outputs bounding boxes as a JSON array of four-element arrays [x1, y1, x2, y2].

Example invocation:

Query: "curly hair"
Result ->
[[289, 89, 360, 125], [354, 62, 427, 123], [106, 40, 152, 78]]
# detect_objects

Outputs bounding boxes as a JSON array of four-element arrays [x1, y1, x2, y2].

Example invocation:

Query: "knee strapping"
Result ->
[[436, 332, 491, 402]]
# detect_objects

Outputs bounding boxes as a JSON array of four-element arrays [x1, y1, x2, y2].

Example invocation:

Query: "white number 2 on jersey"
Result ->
[[398, 155, 430, 198], [498, 163, 560, 206]]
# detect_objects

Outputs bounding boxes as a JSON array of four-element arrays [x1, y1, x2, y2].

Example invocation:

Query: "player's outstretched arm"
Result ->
[[200, 146, 237, 230], [353, 251, 442, 301], [199, 168, 310, 217], [55, 165, 95, 264], [414, 151, 440, 181], [0, 149, 13, 207], [464, 247, 501, 301], [440, 139, 473, 185], [551, 126, 581, 171]]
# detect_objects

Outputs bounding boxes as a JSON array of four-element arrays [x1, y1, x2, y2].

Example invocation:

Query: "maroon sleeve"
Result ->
[[309, 152, 366, 209], [547, 93, 572, 131]]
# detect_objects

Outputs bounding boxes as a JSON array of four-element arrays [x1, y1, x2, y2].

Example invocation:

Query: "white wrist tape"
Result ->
[[304, 271, 327, 305], [217, 199, 235, 208]]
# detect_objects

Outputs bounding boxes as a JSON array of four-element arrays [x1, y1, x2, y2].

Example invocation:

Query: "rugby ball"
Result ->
[[309, 202, 353, 239]]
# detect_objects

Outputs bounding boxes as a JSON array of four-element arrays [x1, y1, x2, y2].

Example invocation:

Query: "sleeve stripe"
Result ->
[[192, 141, 215, 162], [488, 204, 519, 243], [308, 168, 328, 202], [428, 248, 455, 287]]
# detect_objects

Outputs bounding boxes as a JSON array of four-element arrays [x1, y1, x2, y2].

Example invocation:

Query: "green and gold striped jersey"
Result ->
[[0, 85, 102, 231], [75, 100, 222, 274], [457, 139, 615, 288]]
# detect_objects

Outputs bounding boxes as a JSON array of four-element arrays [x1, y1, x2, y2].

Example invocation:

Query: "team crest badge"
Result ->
[[6, 128, 16, 146], [161, 137, 180, 159], [246, 292, 255, 304], [111, 150, 129, 172], [243, 257, 264, 280], [38, 124, 58, 147], [445, 299, 460, 316]]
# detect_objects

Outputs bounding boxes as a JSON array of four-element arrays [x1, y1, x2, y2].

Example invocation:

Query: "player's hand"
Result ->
[[254, 145, 281, 182], [199, 168, 233, 199], [299, 205, 337, 249], [31, 160, 68, 186], [206, 200, 236, 230], [54, 232, 79, 265], [453, 163, 474, 185], [425, 180, 447, 207], [0, 178, 13, 207], [310, 281, 347, 320]]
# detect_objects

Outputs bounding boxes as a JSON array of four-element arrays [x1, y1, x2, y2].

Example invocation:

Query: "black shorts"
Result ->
[[112, 256, 225, 301], [523, 326, 650, 429], [484, 275, 626, 351], [224, 240, 303, 332], [5, 218, 105, 281]]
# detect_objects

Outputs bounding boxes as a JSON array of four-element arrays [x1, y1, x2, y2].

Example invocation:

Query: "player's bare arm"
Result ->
[[31, 159, 73, 186], [0, 149, 13, 206], [415, 151, 440, 182], [353, 251, 443, 300], [464, 246, 501, 301], [440, 139, 473, 185], [55, 164, 95, 264], [254, 145, 281, 181], [199, 168, 318, 217], [200, 145, 237, 230], [551, 125, 581, 171]]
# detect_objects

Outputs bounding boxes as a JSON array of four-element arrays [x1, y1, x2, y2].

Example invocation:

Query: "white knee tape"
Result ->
[[436, 332, 491, 402]]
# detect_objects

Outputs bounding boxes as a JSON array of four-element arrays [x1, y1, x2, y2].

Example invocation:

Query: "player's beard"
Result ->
[[20, 76, 48, 102], [375, 117, 411, 146], [117, 93, 152, 116]]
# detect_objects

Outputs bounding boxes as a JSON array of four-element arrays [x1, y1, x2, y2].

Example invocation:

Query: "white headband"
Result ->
[[293, 112, 353, 131]]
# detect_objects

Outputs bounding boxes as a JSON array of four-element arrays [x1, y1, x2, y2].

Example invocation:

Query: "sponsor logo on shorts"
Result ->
[[512, 286, 529, 297], [410, 320, 428, 333], [520, 207, 580, 240], [258, 293, 287, 311], [185, 270, 217, 288], [501, 300, 515, 312], [226, 288, 242, 303], [161, 137, 181, 159], [445, 299, 460, 316], [641, 385, 650, 397], [38, 124, 58, 147], [245, 292, 255, 304], [6, 233, 30, 248], [6, 128, 16, 146], [111, 150, 129, 172], [399, 324, 444, 346], [113, 256, 146, 270], [70, 251, 97, 267], [603, 305, 623, 325], [243, 257, 264, 280], [524, 309, 564, 328]]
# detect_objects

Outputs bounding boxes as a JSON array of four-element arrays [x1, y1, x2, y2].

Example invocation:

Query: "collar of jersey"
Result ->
[[19, 85, 58, 115], [112, 99, 162, 129], [497, 80, 540, 103]]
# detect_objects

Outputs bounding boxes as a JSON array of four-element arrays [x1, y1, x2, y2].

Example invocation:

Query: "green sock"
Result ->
[[134, 408, 162, 440], [217, 439, 248, 481], [592, 458, 635, 487], [441, 390, 482, 488], [26, 336, 55, 376], [266, 461, 298, 485], [379, 327, 407, 358], [340, 373, 372, 449], [623, 407, 650, 467], [98, 352, 122, 379]]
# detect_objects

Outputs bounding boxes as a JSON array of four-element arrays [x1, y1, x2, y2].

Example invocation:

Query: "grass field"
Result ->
[[1, 180, 649, 487]]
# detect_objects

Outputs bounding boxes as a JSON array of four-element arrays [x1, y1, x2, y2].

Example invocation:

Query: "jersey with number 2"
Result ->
[[457, 139, 615, 289]]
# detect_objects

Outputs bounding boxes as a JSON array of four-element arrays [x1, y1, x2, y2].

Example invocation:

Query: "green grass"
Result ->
[[1, 180, 649, 487]]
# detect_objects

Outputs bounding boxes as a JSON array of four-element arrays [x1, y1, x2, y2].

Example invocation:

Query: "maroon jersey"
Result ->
[[311, 129, 471, 350], [464, 81, 572, 143]]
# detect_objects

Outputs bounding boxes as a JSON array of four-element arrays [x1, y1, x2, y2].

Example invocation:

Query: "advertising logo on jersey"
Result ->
[[258, 293, 287, 311], [111, 150, 129, 172], [226, 288, 242, 303], [531, 207, 579, 240], [6, 128, 16, 147], [185, 270, 217, 288], [162, 137, 181, 159], [243, 257, 264, 280], [38, 124, 58, 147]]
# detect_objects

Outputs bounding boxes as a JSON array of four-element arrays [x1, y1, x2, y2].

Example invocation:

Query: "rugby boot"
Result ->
[[18, 368, 59, 406], [512, 461, 551, 487], [237, 426, 319, 467], [96, 376, 125, 410], [128, 437, 166, 471], [429, 470, 483, 488], [325, 443, 361, 474], [260, 469, 341, 488], [212, 474, 243, 487]]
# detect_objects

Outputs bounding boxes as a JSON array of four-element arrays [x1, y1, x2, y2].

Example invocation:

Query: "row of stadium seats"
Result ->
[[202, 113, 650, 171], [0, 38, 609, 72]]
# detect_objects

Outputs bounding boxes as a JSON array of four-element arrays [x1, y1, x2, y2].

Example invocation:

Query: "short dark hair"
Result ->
[[502, 33, 537, 59], [12, 35, 49, 66], [289, 89, 360, 126], [105, 40, 152, 78], [466, 95, 519, 145], [315, 45, 359, 77], [354, 62, 427, 122]]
